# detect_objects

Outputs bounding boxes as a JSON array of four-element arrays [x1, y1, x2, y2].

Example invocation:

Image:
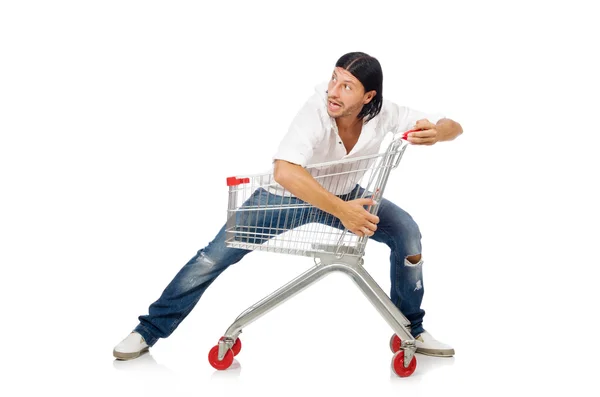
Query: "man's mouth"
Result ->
[[328, 100, 342, 111]]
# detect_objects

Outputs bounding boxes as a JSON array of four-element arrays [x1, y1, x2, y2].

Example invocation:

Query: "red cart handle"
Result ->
[[402, 128, 420, 140], [226, 177, 250, 186]]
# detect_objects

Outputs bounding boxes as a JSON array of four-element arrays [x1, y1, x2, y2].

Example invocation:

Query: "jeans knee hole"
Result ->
[[404, 257, 423, 267]]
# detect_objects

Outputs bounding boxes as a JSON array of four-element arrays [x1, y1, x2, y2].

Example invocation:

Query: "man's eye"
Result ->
[[345, 85, 351, 90]]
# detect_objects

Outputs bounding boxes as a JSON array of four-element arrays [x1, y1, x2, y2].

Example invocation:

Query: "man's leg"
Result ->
[[297, 185, 430, 337], [133, 224, 250, 347], [366, 191, 454, 356], [307, 185, 425, 335], [367, 196, 426, 338], [130, 187, 313, 348]]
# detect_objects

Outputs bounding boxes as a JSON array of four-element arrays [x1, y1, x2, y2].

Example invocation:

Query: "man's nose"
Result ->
[[329, 82, 341, 97]]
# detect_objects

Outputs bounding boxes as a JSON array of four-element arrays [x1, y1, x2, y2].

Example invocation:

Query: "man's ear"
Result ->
[[364, 90, 376, 104]]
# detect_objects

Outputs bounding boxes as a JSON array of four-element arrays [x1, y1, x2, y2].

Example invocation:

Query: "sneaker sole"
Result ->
[[416, 347, 455, 357], [113, 347, 149, 360]]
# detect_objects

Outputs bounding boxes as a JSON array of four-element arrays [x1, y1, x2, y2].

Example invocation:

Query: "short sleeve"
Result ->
[[380, 99, 446, 137], [272, 97, 325, 167]]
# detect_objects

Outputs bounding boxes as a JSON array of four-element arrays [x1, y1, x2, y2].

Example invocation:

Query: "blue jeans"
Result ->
[[134, 185, 426, 346]]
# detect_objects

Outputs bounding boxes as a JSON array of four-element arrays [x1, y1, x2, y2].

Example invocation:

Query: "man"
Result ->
[[114, 51, 463, 360]]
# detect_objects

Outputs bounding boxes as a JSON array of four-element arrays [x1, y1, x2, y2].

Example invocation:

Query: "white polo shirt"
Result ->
[[271, 82, 445, 196]]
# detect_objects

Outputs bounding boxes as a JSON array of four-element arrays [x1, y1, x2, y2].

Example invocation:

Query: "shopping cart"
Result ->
[[208, 130, 421, 377]]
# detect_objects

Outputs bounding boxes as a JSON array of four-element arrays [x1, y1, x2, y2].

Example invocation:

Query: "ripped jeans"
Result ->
[[134, 185, 426, 346]]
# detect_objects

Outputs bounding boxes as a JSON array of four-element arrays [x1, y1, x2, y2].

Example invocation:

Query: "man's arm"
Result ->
[[382, 100, 462, 143], [273, 160, 347, 218], [407, 118, 463, 145], [435, 118, 463, 142], [273, 160, 379, 237]]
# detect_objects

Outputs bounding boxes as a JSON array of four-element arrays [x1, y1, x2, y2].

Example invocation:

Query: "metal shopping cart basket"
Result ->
[[208, 130, 420, 377]]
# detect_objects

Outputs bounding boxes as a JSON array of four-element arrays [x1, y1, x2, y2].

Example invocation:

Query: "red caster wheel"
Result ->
[[389, 334, 402, 353], [391, 350, 417, 378], [220, 336, 242, 356], [208, 345, 234, 370]]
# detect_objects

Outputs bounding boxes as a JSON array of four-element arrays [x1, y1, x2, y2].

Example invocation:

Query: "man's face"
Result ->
[[327, 67, 375, 119]]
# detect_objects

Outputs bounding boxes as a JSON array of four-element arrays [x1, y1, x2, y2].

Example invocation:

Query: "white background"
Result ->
[[1, 0, 599, 396]]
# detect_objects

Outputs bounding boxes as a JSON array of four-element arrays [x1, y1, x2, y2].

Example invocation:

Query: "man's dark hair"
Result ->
[[335, 52, 383, 123]]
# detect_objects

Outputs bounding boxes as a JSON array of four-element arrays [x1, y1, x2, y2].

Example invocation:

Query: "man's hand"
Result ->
[[337, 198, 380, 237], [407, 119, 439, 145]]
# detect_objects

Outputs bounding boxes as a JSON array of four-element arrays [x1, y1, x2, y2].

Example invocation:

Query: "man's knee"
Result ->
[[406, 254, 422, 264]]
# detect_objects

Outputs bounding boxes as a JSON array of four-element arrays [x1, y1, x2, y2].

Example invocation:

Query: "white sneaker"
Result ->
[[113, 332, 149, 360], [415, 331, 455, 357]]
